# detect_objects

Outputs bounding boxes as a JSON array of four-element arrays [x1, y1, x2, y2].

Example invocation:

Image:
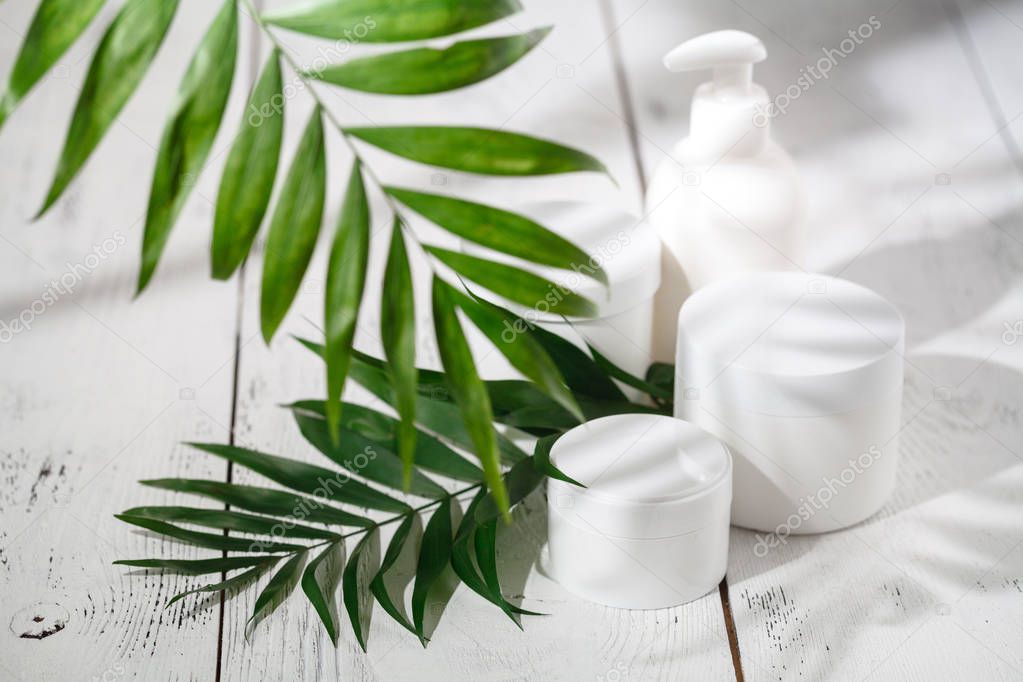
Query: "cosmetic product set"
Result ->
[[468, 30, 905, 610]]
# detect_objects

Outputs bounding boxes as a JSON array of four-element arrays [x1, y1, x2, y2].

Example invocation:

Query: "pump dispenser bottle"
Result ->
[[647, 30, 804, 361]]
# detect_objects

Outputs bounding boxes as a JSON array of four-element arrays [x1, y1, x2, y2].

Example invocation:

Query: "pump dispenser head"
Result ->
[[664, 30, 770, 157]]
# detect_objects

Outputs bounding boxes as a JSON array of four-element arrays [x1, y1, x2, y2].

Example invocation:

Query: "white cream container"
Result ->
[[674, 272, 905, 534], [546, 414, 732, 609], [461, 202, 661, 390]]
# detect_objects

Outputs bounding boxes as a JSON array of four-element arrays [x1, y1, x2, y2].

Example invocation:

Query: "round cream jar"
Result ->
[[674, 272, 905, 534], [546, 414, 732, 609], [461, 201, 661, 394]]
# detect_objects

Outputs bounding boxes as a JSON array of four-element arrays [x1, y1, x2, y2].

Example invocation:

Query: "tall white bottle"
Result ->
[[647, 30, 804, 362]]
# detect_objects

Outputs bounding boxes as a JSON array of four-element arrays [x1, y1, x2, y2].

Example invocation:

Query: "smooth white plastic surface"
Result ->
[[674, 272, 905, 534], [546, 414, 732, 609], [461, 201, 661, 387], [647, 29, 804, 361]]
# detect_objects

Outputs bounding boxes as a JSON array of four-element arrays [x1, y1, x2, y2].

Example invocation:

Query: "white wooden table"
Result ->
[[2, 0, 1022, 679]]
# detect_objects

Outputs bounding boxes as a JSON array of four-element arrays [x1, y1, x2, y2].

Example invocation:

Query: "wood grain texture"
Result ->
[[0, 0, 255, 679], [6, 0, 1021, 679], [216, 0, 733, 680], [610, 0, 1023, 679]]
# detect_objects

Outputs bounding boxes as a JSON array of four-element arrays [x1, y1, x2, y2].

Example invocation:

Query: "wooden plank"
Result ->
[[217, 1, 733, 679], [0, 1, 258, 679], [611, 0, 1023, 679]]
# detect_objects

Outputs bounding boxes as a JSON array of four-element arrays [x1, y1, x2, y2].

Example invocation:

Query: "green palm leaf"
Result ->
[[302, 542, 344, 643], [249, 551, 307, 630], [0, 0, 106, 131], [262, 0, 522, 42], [187, 442, 409, 513], [212, 50, 284, 280], [37, 0, 180, 216], [138, 0, 238, 292], [115, 514, 303, 553], [294, 410, 447, 498], [140, 478, 373, 527], [411, 496, 453, 645], [290, 400, 484, 483], [380, 220, 418, 489], [307, 29, 550, 95], [443, 281, 582, 421], [431, 278, 508, 520], [345, 126, 608, 177], [386, 186, 607, 285], [342, 528, 378, 651], [113, 556, 279, 575], [168, 562, 275, 607], [426, 246, 597, 317], [296, 338, 529, 465], [369, 514, 417, 634], [119, 505, 341, 540], [260, 107, 326, 341], [325, 161, 370, 443]]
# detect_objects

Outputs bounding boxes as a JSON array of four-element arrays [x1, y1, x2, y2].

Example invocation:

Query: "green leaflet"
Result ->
[[302, 542, 344, 643], [448, 489, 519, 625], [345, 126, 608, 177], [386, 186, 607, 285], [431, 277, 509, 520], [473, 518, 539, 617], [249, 551, 307, 631], [496, 303, 627, 402], [260, 107, 327, 341], [114, 514, 303, 553], [296, 337, 528, 465], [37, 0, 180, 216], [114, 555, 278, 575], [187, 441, 409, 513], [475, 456, 546, 525], [120, 505, 340, 540], [308, 29, 549, 95], [380, 221, 418, 490], [167, 562, 275, 607], [0, 0, 106, 131], [325, 162, 370, 443], [445, 283, 582, 421], [294, 410, 447, 499], [263, 0, 522, 42], [411, 496, 453, 644], [139, 478, 374, 528], [212, 50, 284, 280], [530, 434, 583, 487], [369, 514, 417, 634], [474, 518, 541, 617], [342, 528, 378, 651], [289, 401, 483, 483], [588, 344, 673, 400], [426, 246, 597, 318], [646, 362, 676, 409], [138, 0, 237, 292]]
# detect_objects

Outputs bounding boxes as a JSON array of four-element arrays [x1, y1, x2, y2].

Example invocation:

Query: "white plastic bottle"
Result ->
[[647, 30, 804, 361]]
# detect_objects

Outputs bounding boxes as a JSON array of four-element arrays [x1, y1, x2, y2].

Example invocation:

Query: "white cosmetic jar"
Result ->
[[674, 272, 905, 534], [546, 414, 732, 609], [461, 201, 661, 389]]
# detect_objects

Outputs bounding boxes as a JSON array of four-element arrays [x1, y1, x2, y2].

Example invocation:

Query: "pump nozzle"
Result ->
[[662, 30, 770, 157], [664, 30, 766, 96]]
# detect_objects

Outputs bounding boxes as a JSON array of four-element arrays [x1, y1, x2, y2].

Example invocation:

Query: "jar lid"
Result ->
[[461, 201, 661, 319], [548, 414, 732, 538], [677, 272, 905, 416]]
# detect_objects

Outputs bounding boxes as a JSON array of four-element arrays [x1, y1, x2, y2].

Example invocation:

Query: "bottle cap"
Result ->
[[663, 30, 770, 157]]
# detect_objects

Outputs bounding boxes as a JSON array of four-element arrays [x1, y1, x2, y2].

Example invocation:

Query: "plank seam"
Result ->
[[596, 0, 650, 191], [944, 0, 1023, 177], [216, 1, 264, 676], [718, 577, 745, 682]]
